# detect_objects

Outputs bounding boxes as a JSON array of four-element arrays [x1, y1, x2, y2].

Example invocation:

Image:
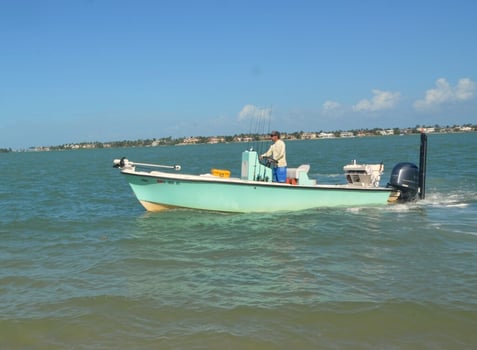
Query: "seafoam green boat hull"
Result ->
[[122, 171, 392, 213]]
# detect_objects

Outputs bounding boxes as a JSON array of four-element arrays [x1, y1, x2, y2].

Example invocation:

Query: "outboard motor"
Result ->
[[388, 162, 419, 201], [387, 133, 428, 203]]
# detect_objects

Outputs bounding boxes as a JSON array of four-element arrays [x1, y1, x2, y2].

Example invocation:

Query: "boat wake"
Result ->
[[418, 190, 476, 209], [341, 188, 476, 216]]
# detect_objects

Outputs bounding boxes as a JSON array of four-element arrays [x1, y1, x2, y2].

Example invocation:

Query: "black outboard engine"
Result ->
[[388, 162, 419, 201], [387, 133, 428, 203]]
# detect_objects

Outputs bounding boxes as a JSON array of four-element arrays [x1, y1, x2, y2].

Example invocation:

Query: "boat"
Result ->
[[113, 134, 428, 213]]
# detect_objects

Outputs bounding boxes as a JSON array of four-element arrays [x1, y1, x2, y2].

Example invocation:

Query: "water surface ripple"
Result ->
[[1, 133, 476, 349]]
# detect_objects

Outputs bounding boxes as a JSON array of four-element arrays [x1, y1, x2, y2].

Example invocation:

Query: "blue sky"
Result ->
[[1, 0, 476, 149]]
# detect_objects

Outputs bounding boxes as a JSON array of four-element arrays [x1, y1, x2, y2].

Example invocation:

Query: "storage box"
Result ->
[[211, 168, 231, 178]]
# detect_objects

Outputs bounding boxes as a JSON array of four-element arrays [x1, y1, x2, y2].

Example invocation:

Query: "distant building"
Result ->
[[302, 132, 317, 139], [208, 137, 225, 144], [183, 137, 199, 144], [233, 136, 253, 142], [378, 129, 394, 136]]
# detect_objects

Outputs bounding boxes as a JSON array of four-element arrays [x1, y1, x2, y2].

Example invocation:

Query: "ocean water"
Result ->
[[1, 133, 476, 349]]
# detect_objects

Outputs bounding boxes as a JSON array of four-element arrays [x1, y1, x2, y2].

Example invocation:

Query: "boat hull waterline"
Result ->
[[121, 169, 393, 213]]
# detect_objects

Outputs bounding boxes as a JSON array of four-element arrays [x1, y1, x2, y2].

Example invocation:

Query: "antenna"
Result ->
[[267, 105, 273, 135]]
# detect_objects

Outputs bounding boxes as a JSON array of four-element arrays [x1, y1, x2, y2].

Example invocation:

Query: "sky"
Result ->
[[1, 0, 476, 149]]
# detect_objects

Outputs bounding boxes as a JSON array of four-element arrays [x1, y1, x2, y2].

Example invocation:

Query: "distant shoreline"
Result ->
[[2, 124, 475, 153]]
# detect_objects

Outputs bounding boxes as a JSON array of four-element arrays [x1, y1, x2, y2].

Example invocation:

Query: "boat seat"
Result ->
[[296, 164, 310, 174], [288, 164, 316, 186], [287, 164, 310, 178], [287, 168, 298, 179]]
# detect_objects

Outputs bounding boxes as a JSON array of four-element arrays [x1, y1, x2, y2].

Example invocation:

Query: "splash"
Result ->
[[420, 191, 475, 208]]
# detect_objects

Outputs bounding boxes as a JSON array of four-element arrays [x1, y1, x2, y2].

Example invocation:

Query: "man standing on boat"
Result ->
[[260, 131, 287, 183]]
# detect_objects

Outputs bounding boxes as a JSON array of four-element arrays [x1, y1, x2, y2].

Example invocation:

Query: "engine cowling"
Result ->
[[388, 162, 419, 201]]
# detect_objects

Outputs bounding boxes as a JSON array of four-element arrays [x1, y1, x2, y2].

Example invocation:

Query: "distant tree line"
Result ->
[[5, 123, 476, 152]]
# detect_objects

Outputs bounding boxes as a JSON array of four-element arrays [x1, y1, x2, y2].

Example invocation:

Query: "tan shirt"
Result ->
[[262, 139, 287, 167]]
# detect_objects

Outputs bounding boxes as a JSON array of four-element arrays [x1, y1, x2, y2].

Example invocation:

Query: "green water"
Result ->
[[1, 133, 476, 349]]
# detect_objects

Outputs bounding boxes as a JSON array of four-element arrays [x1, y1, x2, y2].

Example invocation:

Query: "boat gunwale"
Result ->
[[121, 168, 392, 193]]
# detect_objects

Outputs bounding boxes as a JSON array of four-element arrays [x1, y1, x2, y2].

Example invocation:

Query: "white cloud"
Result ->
[[414, 78, 476, 110], [352, 89, 400, 112], [238, 104, 272, 121], [455, 78, 476, 100], [322, 100, 341, 111]]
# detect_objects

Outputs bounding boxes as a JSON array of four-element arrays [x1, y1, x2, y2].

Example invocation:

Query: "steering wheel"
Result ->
[[259, 156, 278, 168]]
